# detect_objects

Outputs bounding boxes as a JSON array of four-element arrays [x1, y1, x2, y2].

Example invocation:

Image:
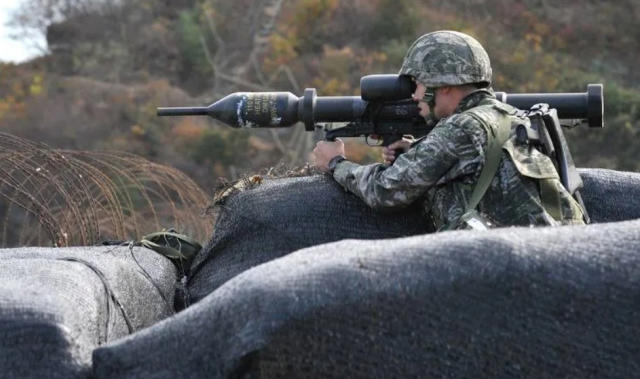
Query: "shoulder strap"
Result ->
[[465, 106, 513, 212]]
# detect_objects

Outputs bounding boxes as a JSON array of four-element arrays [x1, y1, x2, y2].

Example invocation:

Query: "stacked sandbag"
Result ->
[[0, 246, 177, 378], [93, 217, 640, 378], [578, 168, 640, 222], [188, 168, 640, 303], [188, 175, 432, 302]]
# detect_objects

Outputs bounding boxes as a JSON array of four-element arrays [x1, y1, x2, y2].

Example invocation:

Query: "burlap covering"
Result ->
[[93, 217, 640, 378], [3, 168, 638, 377], [188, 175, 432, 302], [188, 168, 640, 304], [578, 168, 640, 222], [0, 246, 177, 378]]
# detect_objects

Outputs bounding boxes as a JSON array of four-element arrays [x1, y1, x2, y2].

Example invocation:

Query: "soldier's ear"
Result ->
[[437, 86, 453, 96]]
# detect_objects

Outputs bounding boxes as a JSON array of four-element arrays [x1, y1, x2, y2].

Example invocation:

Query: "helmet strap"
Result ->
[[419, 87, 439, 122]]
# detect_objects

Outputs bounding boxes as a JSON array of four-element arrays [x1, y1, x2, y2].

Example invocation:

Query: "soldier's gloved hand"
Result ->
[[313, 139, 346, 172], [382, 138, 413, 166]]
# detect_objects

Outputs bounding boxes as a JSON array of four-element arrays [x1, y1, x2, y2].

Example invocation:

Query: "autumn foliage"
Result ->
[[2, 0, 639, 187]]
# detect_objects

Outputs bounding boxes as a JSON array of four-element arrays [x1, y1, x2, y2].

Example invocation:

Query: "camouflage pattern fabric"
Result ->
[[399, 31, 492, 87], [333, 90, 585, 230]]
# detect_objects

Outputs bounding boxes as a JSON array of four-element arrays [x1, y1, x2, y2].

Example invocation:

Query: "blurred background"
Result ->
[[1, 0, 639, 246]]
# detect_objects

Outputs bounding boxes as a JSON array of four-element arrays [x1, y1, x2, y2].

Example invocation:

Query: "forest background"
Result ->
[[1, 0, 639, 245]]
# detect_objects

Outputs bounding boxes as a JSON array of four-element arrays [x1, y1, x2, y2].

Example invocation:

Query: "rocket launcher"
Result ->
[[158, 75, 603, 147]]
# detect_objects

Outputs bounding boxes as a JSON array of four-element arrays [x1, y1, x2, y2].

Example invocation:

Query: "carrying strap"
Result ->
[[465, 108, 513, 212], [442, 107, 513, 232]]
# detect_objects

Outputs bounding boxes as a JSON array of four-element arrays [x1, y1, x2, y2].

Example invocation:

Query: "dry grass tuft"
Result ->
[[206, 163, 321, 221], [0, 132, 212, 247]]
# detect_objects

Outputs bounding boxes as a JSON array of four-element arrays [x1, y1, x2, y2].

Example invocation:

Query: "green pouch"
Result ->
[[139, 229, 202, 264]]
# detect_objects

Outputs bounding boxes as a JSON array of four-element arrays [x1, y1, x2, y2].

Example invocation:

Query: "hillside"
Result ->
[[2, 0, 639, 189]]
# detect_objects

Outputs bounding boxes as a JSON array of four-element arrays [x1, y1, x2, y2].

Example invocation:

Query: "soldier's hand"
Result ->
[[382, 138, 413, 166], [313, 139, 346, 172]]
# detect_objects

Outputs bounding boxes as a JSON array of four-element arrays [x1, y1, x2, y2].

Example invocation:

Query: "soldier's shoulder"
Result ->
[[422, 113, 485, 148], [440, 109, 487, 134], [446, 111, 481, 125]]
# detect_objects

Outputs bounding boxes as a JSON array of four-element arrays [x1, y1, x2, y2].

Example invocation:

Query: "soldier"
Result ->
[[312, 30, 585, 230]]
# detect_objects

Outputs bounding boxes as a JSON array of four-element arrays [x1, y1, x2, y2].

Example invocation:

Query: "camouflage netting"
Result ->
[[93, 217, 640, 378], [188, 174, 432, 302], [0, 246, 177, 378]]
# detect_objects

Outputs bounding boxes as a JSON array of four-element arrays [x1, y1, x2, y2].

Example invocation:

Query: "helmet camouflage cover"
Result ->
[[399, 31, 492, 88]]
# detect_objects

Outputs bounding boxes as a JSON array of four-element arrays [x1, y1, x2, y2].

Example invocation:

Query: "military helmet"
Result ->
[[399, 31, 492, 88]]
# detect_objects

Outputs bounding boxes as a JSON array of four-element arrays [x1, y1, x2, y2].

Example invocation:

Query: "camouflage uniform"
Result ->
[[332, 31, 584, 230]]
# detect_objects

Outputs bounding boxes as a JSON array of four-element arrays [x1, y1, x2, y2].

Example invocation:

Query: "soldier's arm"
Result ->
[[332, 122, 467, 211]]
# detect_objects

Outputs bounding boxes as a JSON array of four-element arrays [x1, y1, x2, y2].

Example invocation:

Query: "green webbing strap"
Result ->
[[442, 109, 512, 231], [466, 111, 513, 213], [139, 229, 202, 263]]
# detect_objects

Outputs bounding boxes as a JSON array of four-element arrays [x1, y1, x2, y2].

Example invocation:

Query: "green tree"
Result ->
[[177, 9, 213, 90]]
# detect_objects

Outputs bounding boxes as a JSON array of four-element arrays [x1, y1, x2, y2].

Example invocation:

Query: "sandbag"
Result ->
[[0, 246, 177, 378], [93, 217, 640, 378], [578, 168, 640, 222], [188, 168, 640, 303], [188, 175, 432, 302]]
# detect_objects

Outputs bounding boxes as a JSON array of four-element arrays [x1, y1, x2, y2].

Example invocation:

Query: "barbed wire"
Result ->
[[0, 132, 212, 247]]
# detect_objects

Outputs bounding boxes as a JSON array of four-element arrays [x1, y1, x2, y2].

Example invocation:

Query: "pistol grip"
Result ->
[[382, 135, 405, 158]]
